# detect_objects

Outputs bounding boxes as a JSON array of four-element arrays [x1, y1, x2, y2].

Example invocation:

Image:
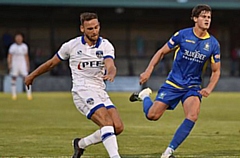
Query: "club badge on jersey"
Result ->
[[96, 50, 103, 58]]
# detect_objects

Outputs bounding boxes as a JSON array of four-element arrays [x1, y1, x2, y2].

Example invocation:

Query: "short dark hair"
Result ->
[[80, 12, 98, 25], [191, 4, 212, 19], [14, 32, 24, 38]]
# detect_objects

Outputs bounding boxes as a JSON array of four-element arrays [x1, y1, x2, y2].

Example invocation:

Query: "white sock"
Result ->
[[139, 94, 149, 100], [25, 85, 32, 96], [101, 126, 120, 158], [78, 129, 101, 149], [11, 80, 16, 96], [163, 147, 174, 155]]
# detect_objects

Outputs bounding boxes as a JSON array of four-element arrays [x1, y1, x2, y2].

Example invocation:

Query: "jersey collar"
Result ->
[[192, 28, 210, 39], [81, 36, 102, 48]]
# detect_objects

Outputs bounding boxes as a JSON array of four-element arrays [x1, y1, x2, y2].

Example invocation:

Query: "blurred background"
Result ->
[[0, 0, 240, 92]]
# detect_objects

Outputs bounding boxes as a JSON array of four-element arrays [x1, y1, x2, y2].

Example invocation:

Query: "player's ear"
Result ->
[[80, 25, 84, 33], [193, 17, 198, 23]]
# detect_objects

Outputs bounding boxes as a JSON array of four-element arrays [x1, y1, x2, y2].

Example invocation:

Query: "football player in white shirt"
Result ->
[[25, 12, 123, 158], [7, 33, 32, 100]]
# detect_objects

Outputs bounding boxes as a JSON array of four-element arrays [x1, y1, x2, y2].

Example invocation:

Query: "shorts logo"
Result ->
[[86, 98, 94, 105], [158, 92, 166, 99], [96, 51, 103, 58], [77, 50, 82, 55]]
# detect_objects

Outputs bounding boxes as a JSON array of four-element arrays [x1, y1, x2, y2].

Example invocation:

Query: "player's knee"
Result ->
[[114, 123, 124, 135], [186, 114, 198, 122], [146, 113, 160, 121], [99, 115, 114, 127], [12, 77, 17, 80]]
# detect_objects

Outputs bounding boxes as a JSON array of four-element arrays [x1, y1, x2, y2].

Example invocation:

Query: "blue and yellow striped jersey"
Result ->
[[166, 27, 220, 88]]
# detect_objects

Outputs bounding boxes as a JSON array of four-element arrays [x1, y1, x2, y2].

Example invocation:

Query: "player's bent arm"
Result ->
[[103, 58, 116, 82], [25, 54, 61, 86], [139, 43, 172, 84], [30, 54, 61, 78], [206, 62, 221, 92], [24, 54, 30, 72], [144, 43, 171, 74], [7, 54, 12, 70]]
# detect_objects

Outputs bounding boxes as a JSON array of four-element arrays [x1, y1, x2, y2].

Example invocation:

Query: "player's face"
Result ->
[[81, 19, 100, 43], [15, 34, 23, 45], [195, 11, 211, 30]]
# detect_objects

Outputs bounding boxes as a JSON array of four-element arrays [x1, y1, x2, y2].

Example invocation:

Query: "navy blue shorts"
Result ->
[[155, 83, 202, 110]]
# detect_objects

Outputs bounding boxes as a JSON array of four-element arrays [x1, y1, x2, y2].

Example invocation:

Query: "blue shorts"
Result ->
[[155, 83, 202, 110]]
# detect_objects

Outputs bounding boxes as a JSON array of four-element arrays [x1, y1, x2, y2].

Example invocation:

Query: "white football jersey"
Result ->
[[57, 36, 115, 91], [8, 43, 28, 67]]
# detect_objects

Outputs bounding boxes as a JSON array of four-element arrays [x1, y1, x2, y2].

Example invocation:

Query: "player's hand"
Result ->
[[25, 75, 34, 89], [198, 88, 211, 97], [102, 74, 115, 82], [139, 71, 151, 85]]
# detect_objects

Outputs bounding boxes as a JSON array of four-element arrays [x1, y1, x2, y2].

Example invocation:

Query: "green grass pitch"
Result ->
[[0, 92, 240, 158]]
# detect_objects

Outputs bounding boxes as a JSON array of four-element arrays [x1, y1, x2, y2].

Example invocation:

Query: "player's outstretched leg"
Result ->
[[129, 87, 152, 102], [72, 138, 85, 158], [161, 119, 195, 158]]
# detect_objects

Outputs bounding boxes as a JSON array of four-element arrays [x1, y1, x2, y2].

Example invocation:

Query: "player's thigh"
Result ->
[[91, 107, 114, 127], [107, 108, 124, 135], [155, 84, 183, 110], [148, 101, 168, 120], [10, 66, 19, 77], [72, 90, 104, 118], [100, 91, 124, 134], [72, 89, 113, 127], [182, 96, 201, 121], [19, 67, 28, 77]]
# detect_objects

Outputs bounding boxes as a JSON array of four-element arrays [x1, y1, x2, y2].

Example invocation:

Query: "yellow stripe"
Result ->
[[211, 55, 215, 63], [166, 80, 201, 89], [174, 47, 180, 60], [166, 80, 183, 89]]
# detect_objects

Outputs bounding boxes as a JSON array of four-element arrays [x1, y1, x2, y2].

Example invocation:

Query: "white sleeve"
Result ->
[[57, 42, 70, 60], [23, 43, 28, 55], [8, 44, 14, 54], [103, 40, 115, 59]]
